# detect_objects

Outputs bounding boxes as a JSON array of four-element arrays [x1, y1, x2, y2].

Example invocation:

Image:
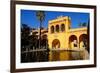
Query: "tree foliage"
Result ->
[[21, 24, 38, 50], [79, 22, 87, 27], [36, 11, 45, 22]]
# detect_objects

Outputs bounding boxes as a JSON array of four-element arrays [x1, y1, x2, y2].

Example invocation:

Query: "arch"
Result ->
[[56, 25, 59, 32], [52, 39, 60, 49], [51, 26, 54, 33], [69, 35, 78, 49], [61, 24, 65, 32], [52, 39, 60, 61], [79, 34, 89, 51]]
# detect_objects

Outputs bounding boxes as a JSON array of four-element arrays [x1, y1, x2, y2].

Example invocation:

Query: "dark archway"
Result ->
[[56, 25, 59, 32], [79, 34, 89, 52], [52, 39, 60, 61], [52, 39, 60, 49], [51, 26, 54, 33], [61, 24, 65, 32], [69, 35, 77, 49]]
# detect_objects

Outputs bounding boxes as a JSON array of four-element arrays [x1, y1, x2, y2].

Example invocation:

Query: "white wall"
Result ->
[[0, 0, 100, 73]]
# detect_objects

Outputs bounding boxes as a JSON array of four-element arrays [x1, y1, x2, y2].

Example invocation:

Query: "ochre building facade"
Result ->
[[47, 16, 89, 61]]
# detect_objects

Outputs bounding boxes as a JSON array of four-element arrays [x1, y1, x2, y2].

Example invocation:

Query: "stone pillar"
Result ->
[[77, 35, 80, 49]]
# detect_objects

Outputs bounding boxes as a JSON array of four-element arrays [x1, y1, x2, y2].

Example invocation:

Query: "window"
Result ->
[[61, 24, 65, 32], [56, 25, 59, 32], [51, 26, 54, 33]]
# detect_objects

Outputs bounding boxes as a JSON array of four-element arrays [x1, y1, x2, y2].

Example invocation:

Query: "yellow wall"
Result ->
[[47, 16, 88, 61]]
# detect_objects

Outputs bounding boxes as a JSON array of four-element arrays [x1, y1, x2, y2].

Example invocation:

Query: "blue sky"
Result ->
[[21, 10, 89, 29]]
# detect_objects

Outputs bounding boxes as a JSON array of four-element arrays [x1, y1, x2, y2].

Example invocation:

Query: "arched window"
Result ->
[[51, 26, 54, 33], [56, 25, 59, 32], [61, 24, 65, 32]]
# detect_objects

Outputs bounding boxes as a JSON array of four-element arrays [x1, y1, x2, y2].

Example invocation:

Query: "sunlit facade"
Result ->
[[31, 16, 89, 61], [47, 16, 89, 61]]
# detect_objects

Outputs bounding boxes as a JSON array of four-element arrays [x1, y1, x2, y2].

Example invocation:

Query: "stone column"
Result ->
[[77, 35, 80, 49]]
